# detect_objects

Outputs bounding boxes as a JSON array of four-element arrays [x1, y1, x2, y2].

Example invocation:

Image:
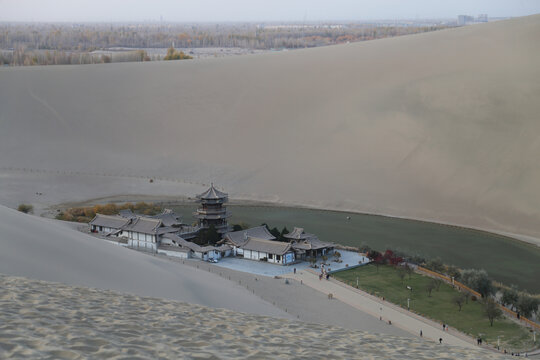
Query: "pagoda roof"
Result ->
[[197, 183, 228, 200], [283, 227, 312, 240]]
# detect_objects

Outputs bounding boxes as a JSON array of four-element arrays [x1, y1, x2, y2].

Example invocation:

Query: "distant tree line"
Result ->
[[0, 22, 452, 66]]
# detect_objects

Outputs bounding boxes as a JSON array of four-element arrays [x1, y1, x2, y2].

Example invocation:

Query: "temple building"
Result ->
[[88, 184, 333, 266], [194, 183, 231, 233], [222, 226, 296, 265], [284, 227, 335, 259]]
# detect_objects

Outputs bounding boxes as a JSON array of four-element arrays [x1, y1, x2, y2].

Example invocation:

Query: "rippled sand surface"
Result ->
[[0, 274, 504, 359]]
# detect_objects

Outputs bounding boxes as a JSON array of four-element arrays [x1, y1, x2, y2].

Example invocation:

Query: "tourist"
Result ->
[[439, 338, 442, 344], [420, 330, 422, 337], [293, 268, 296, 274]]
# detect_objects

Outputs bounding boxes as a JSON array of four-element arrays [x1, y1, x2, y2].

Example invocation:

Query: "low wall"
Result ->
[[327, 262, 368, 275]]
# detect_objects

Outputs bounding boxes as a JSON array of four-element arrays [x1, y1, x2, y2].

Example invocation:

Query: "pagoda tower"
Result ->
[[194, 183, 231, 233]]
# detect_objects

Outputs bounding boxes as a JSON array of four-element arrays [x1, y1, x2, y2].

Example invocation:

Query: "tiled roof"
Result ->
[[284, 227, 311, 240], [224, 226, 276, 246], [240, 237, 292, 255], [197, 184, 228, 200], [89, 214, 130, 229], [291, 236, 334, 251], [151, 209, 182, 227], [162, 234, 231, 254], [122, 217, 162, 235]]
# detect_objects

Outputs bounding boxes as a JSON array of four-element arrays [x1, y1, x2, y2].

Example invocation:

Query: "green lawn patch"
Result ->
[[333, 264, 536, 352]]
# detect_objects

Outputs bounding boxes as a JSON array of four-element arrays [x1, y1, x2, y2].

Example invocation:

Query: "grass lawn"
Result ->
[[170, 204, 540, 294], [333, 264, 536, 352]]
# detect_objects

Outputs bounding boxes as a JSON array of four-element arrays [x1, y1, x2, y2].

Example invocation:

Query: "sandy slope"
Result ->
[[0, 204, 288, 318], [1, 16, 540, 238], [0, 274, 505, 359]]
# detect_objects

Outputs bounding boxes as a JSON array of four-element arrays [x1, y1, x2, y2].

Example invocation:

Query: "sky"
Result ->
[[1, 0, 539, 22]]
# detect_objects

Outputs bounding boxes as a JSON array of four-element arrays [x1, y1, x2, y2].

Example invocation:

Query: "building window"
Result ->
[[268, 254, 273, 260], [276, 255, 281, 262]]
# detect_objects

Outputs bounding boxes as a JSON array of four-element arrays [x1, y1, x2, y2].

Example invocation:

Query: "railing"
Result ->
[[416, 266, 540, 331]]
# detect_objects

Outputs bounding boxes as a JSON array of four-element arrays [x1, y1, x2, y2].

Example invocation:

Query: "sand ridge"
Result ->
[[0, 204, 288, 318], [0, 273, 505, 360], [1, 16, 540, 239]]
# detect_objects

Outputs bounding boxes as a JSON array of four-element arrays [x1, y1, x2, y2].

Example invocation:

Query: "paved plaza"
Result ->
[[212, 250, 369, 277]]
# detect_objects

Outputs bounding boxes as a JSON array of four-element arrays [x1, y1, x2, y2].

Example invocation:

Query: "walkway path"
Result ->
[[284, 269, 478, 350]]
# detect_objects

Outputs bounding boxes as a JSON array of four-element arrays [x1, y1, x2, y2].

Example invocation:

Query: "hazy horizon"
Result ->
[[1, 0, 539, 22]]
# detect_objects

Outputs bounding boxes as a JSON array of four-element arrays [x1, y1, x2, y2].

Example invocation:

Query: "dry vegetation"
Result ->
[[56, 202, 161, 223], [0, 22, 451, 66]]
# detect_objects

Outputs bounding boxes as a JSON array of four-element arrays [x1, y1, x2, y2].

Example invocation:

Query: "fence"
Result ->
[[416, 266, 540, 332], [417, 266, 482, 298]]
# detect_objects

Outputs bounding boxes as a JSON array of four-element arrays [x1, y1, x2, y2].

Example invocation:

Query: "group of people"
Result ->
[[319, 265, 330, 280]]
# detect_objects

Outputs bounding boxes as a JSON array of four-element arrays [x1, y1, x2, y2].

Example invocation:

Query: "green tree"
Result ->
[[485, 299, 503, 326], [199, 225, 221, 245], [501, 288, 519, 311], [516, 294, 539, 318], [279, 226, 290, 241], [426, 257, 444, 273], [454, 294, 466, 311], [269, 227, 281, 239], [461, 269, 493, 298], [426, 280, 436, 297], [397, 267, 406, 282], [446, 265, 461, 280]]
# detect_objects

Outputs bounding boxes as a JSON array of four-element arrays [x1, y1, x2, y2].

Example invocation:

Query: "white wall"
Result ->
[[157, 249, 189, 259]]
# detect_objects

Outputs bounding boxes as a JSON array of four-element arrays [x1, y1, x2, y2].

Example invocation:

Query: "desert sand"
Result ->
[[1, 16, 540, 239], [0, 204, 415, 338], [0, 273, 504, 359], [0, 204, 287, 318]]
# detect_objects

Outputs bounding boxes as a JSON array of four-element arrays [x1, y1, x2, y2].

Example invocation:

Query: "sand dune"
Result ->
[[0, 274, 504, 359], [1, 15, 540, 238], [0, 204, 288, 318]]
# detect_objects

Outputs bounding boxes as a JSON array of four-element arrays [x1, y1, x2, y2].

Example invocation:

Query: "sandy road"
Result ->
[[284, 270, 479, 350]]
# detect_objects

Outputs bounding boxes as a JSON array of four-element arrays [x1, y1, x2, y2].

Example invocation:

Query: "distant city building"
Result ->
[[457, 15, 475, 26], [477, 14, 488, 23]]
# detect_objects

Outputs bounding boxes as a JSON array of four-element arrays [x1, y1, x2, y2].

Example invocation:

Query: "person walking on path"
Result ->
[[420, 330, 423, 337], [293, 268, 296, 274], [439, 338, 443, 344]]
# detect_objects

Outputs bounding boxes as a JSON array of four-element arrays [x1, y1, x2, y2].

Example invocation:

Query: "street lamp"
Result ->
[[407, 298, 410, 310]]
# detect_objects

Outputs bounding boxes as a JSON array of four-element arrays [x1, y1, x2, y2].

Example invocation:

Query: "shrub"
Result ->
[[17, 204, 33, 214], [461, 269, 493, 298]]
